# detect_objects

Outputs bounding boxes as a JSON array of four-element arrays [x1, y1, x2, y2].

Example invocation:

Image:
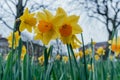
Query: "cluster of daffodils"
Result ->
[[7, 31, 20, 48], [19, 7, 82, 46], [74, 51, 83, 60], [7, 7, 82, 62], [7, 31, 26, 60], [38, 54, 69, 65], [94, 47, 105, 61]]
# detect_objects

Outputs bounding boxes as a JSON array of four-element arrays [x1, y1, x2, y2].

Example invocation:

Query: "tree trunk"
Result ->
[[14, 0, 23, 32]]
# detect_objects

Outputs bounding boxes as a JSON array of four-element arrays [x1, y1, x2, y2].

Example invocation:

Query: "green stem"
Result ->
[[67, 44, 74, 80], [69, 44, 81, 79], [81, 33, 88, 80]]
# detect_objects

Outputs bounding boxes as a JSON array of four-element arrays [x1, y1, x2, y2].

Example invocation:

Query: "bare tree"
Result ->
[[81, 0, 120, 40], [0, 0, 56, 32]]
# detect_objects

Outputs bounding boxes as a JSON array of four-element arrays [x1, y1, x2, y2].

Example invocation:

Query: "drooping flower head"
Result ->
[[109, 37, 120, 56], [19, 8, 37, 32], [34, 9, 64, 45], [56, 7, 83, 44], [71, 35, 82, 49], [7, 31, 20, 49]]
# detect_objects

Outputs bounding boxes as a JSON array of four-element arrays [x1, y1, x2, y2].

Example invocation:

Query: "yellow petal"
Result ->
[[24, 8, 29, 15], [67, 15, 80, 24], [34, 33, 43, 40], [43, 10, 53, 21], [20, 8, 29, 20], [43, 30, 58, 45], [26, 24, 32, 32], [60, 35, 72, 44], [52, 14, 65, 27], [72, 24, 83, 34], [19, 22, 25, 32], [73, 35, 82, 44], [37, 12, 47, 21], [56, 7, 67, 17]]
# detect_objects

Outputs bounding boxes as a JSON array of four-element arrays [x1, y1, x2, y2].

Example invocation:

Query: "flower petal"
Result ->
[[56, 7, 67, 17], [43, 30, 58, 45], [43, 10, 53, 21], [67, 15, 80, 24], [19, 22, 25, 32], [34, 33, 43, 40], [52, 14, 65, 27], [60, 35, 72, 44], [71, 23, 83, 34], [37, 12, 47, 21], [26, 24, 32, 32]]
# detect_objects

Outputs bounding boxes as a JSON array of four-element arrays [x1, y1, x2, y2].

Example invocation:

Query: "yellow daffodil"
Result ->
[[109, 37, 120, 55], [7, 31, 20, 48], [19, 8, 36, 32], [94, 55, 100, 61], [38, 55, 44, 65], [74, 53, 79, 59], [34, 9, 64, 45], [71, 35, 82, 49], [62, 56, 68, 63], [56, 7, 83, 44], [79, 51, 83, 58], [87, 64, 94, 71], [21, 45, 27, 60], [85, 48, 92, 55], [56, 54, 61, 60], [96, 47, 105, 56]]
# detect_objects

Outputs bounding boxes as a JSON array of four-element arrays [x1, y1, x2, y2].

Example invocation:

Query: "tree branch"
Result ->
[[5, 0, 16, 16], [106, 24, 112, 34], [9, 0, 16, 5], [0, 18, 13, 30], [88, 14, 106, 24], [116, 21, 120, 27], [23, 0, 29, 8], [96, 0, 106, 16]]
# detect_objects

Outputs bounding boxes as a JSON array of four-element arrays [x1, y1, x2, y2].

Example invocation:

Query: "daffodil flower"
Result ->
[[7, 31, 20, 49], [20, 8, 37, 32], [38, 55, 44, 65], [109, 37, 120, 56], [55, 7, 83, 44], [34, 9, 64, 45]]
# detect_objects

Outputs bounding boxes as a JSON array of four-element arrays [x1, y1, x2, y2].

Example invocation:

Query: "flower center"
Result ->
[[38, 21, 53, 33], [59, 24, 72, 37]]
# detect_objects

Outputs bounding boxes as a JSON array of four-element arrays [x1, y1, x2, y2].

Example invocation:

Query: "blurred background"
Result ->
[[0, 0, 120, 54]]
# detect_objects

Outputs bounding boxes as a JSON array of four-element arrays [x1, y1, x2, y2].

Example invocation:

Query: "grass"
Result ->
[[0, 32, 120, 80]]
